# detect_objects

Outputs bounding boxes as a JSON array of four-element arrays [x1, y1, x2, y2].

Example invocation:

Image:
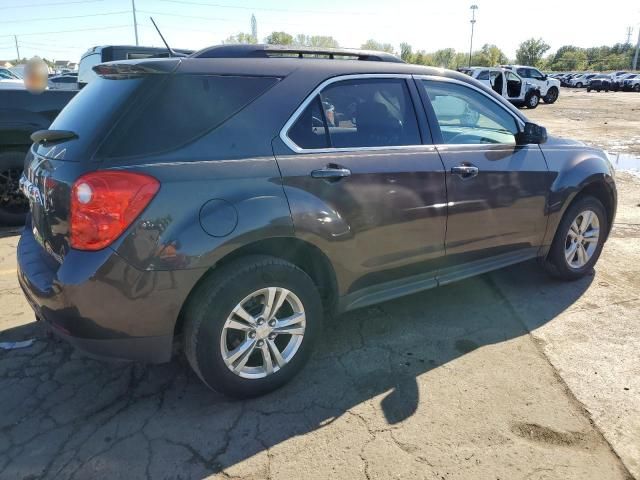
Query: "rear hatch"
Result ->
[[23, 62, 172, 261]]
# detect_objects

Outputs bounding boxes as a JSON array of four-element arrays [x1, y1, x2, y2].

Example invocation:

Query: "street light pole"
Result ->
[[468, 5, 478, 68]]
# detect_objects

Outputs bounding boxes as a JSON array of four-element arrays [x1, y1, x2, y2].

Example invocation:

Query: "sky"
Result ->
[[0, 0, 639, 63]]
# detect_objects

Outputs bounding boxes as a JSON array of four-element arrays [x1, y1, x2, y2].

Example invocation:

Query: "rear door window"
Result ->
[[286, 77, 421, 150], [103, 75, 279, 159]]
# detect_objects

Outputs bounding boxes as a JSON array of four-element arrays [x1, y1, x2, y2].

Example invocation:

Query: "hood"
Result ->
[[543, 135, 586, 147]]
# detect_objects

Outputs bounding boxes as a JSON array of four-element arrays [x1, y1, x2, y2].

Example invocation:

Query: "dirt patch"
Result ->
[[511, 422, 594, 448]]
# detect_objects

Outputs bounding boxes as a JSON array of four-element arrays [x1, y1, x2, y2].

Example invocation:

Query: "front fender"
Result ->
[[540, 144, 616, 254]]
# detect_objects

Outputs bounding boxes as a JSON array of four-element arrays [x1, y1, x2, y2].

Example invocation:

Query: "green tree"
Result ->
[[292, 35, 339, 48], [515, 38, 550, 67], [400, 42, 413, 62], [265, 31, 294, 45], [476, 44, 508, 66], [223, 32, 257, 44], [361, 39, 395, 53], [433, 48, 456, 68]]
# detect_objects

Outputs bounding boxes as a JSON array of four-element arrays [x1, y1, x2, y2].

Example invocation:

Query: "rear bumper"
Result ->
[[17, 219, 204, 363]]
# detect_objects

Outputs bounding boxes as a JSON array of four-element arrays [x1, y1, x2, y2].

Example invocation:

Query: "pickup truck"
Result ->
[[0, 89, 77, 225], [464, 67, 542, 109]]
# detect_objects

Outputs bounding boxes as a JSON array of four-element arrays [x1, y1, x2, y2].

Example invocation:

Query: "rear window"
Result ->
[[35, 76, 143, 160], [102, 74, 279, 159]]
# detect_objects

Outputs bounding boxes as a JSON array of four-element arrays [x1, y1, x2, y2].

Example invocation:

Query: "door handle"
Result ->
[[311, 165, 351, 180], [451, 164, 479, 179]]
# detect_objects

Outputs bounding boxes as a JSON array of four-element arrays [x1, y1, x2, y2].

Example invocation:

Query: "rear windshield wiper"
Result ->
[[30, 129, 78, 144]]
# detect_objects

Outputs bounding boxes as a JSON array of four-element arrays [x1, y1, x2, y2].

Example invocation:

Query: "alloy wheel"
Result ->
[[564, 209, 600, 269], [220, 287, 306, 379]]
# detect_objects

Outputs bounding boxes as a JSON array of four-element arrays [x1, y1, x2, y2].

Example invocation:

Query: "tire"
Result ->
[[184, 255, 323, 398], [0, 150, 28, 226], [596, 89, 601, 93], [576, 82, 583, 88], [543, 87, 559, 103], [634, 84, 640, 92], [544, 195, 608, 281], [525, 91, 540, 109], [586, 87, 591, 92]]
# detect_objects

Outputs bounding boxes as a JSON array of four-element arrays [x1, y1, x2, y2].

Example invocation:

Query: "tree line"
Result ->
[[225, 30, 638, 72]]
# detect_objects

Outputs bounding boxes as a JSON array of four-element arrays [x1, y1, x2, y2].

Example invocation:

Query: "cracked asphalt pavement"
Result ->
[[0, 173, 638, 479]]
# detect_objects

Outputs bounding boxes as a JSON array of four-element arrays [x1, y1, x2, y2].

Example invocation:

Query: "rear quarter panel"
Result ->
[[109, 157, 294, 272]]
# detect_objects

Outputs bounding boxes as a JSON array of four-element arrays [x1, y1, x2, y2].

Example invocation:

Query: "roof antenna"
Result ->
[[150, 17, 177, 57]]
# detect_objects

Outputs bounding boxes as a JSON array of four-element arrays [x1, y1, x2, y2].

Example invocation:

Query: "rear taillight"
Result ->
[[70, 171, 159, 251]]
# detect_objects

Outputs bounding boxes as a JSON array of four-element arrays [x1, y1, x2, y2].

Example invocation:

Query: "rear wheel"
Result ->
[[0, 150, 28, 226], [184, 255, 323, 398], [544, 196, 607, 281]]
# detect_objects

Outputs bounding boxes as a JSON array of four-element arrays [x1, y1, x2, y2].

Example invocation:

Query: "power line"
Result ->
[[0, 0, 105, 10], [0, 25, 131, 38], [0, 10, 129, 24], [157, 0, 375, 16], [137, 9, 229, 22]]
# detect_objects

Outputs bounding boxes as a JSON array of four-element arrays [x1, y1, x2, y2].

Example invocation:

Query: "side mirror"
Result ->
[[516, 122, 547, 145]]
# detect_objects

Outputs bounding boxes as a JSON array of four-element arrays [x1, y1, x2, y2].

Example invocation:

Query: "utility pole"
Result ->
[[13, 35, 20, 63], [633, 27, 640, 70], [468, 5, 478, 68], [131, 0, 139, 46], [626, 27, 633, 45]]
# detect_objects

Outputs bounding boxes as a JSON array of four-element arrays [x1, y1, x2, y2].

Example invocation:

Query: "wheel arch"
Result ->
[[541, 172, 616, 258], [173, 236, 339, 338]]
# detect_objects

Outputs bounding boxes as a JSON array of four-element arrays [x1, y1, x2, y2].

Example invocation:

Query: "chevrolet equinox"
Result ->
[[18, 45, 617, 397]]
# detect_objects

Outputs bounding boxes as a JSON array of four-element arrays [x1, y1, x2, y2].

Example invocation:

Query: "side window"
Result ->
[[476, 70, 490, 80], [516, 68, 528, 78], [505, 71, 520, 83], [420, 80, 519, 145], [287, 78, 421, 150], [288, 96, 330, 149], [530, 69, 545, 80]]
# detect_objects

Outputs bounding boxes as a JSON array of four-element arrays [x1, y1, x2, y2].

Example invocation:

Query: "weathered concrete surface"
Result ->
[[0, 174, 638, 480], [527, 89, 640, 155]]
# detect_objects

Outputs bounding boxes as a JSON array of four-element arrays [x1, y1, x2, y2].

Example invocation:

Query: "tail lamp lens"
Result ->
[[70, 171, 159, 251]]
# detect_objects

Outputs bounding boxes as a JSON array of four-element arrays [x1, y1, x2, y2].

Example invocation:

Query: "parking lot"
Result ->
[[526, 89, 640, 156], [1, 90, 639, 479]]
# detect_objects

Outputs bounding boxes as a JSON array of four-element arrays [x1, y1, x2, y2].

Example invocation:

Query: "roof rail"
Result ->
[[191, 44, 405, 63]]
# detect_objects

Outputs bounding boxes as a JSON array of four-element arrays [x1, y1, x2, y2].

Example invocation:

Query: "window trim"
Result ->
[[280, 73, 426, 153], [414, 75, 526, 147]]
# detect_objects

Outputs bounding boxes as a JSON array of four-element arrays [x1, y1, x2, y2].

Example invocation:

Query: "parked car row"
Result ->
[[548, 71, 640, 92]]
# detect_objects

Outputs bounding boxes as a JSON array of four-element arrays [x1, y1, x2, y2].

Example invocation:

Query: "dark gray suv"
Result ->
[[18, 45, 616, 397]]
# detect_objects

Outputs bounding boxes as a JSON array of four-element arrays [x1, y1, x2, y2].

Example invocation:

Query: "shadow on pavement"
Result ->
[[0, 260, 593, 479]]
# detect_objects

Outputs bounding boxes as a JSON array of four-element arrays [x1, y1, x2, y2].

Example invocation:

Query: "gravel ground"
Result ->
[[0, 92, 638, 479], [527, 88, 640, 157]]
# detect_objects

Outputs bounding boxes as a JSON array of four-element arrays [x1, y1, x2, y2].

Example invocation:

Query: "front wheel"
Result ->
[[544, 196, 608, 281], [184, 255, 323, 398], [586, 87, 592, 92], [634, 84, 640, 92]]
